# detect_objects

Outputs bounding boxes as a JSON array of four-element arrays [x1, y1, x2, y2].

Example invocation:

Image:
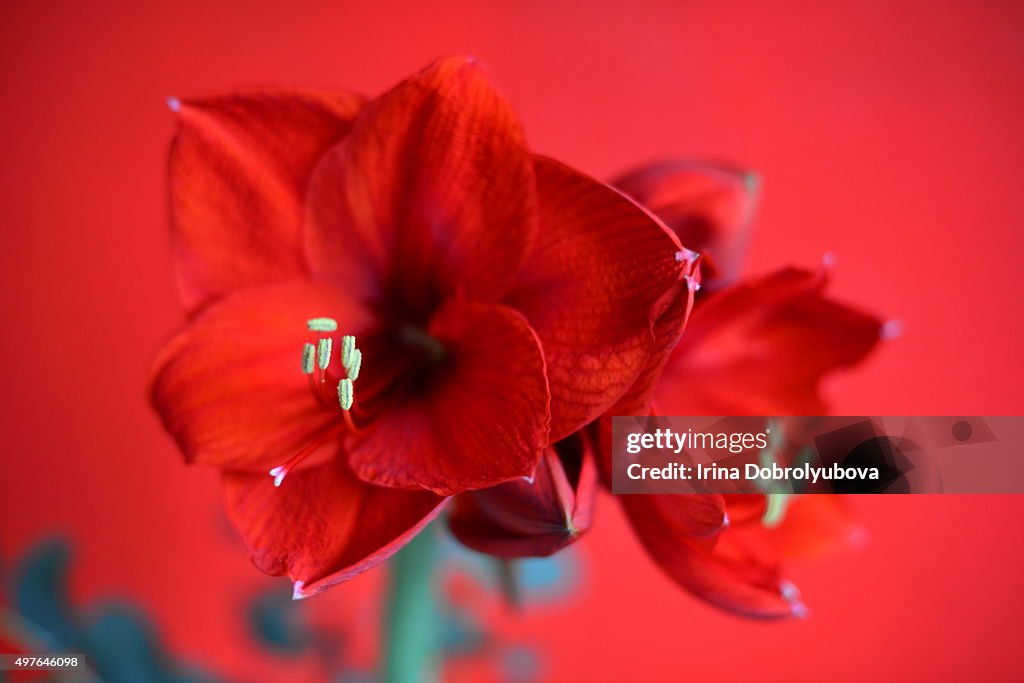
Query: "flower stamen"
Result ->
[[307, 317, 338, 332], [345, 348, 362, 381], [341, 335, 356, 366], [271, 321, 365, 488], [301, 342, 316, 374], [338, 378, 354, 410], [317, 337, 332, 371], [761, 493, 792, 528]]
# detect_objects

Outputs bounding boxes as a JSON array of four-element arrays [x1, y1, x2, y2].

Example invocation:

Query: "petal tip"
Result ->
[[458, 54, 485, 71], [880, 319, 905, 341], [781, 580, 810, 618], [849, 525, 870, 548], [675, 247, 700, 269], [425, 54, 488, 78], [780, 579, 800, 601]]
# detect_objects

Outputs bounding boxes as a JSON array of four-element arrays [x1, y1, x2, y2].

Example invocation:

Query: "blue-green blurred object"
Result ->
[[86, 603, 217, 683], [10, 537, 81, 650], [246, 585, 312, 655], [6, 536, 218, 683], [515, 555, 579, 602], [502, 645, 542, 683], [438, 605, 486, 656], [439, 534, 581, 605]]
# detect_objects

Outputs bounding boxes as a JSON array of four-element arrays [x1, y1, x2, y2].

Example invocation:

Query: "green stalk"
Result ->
[[382, 523, 439, 683]]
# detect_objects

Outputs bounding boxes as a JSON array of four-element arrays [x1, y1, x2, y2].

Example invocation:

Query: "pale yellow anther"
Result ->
[[341, 335, 356, 366], [762, 493, 792, 528], [307, 317, 338, 332], [337, 378, 354, 410], [345, 348, 362, 381], [301, 343, 316, 374], [317, 338, 332, 370]]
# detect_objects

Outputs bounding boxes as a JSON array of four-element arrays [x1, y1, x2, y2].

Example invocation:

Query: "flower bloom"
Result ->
[[599, 160, 885, 617], [450, 159, 885, 616], [149, 57, 692, 597]]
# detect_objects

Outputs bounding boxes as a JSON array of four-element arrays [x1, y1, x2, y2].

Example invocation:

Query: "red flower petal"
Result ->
[[223, 448, 446, 596], [621, 493, 728, 543], [448, 435, 597, 558], [610, 277, 697, 417], [305, 56, 536, 313], [149, 282, 371, 469], [506, 156, 687, 441], [657, 267, 883, 415], [631, 495, 858, 618], [169, 90, 363, 313], [590, 270, 698, 487], [621, 494, 803, 618], [613, 160, 758, 288], [723, 494, 862, 561], [347, 299, 550, 495]]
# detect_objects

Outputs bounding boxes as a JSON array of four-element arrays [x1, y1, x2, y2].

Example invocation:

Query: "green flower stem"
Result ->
[[496, 559, 521, 610], [382, 523, 440, 683]]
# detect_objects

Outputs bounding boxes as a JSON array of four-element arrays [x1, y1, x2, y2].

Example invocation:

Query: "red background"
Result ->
[[2, 0, 1023, 680]]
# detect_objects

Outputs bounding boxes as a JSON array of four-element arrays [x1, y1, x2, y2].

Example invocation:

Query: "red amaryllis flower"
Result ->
[[594, 160, 885, 618], [149, 57, 691, 596]]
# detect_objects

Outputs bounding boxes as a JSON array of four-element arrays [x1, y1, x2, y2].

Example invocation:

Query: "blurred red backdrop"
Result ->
[[1, 0, 1023, 680]]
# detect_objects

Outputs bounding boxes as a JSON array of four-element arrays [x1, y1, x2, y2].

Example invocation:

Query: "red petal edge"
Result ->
[[223, 447, 447, 598], [507, 156, 688, 441], [621, 494, 805, 618], [657, 267, 883, 415], [169, 89, 363, 313]]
